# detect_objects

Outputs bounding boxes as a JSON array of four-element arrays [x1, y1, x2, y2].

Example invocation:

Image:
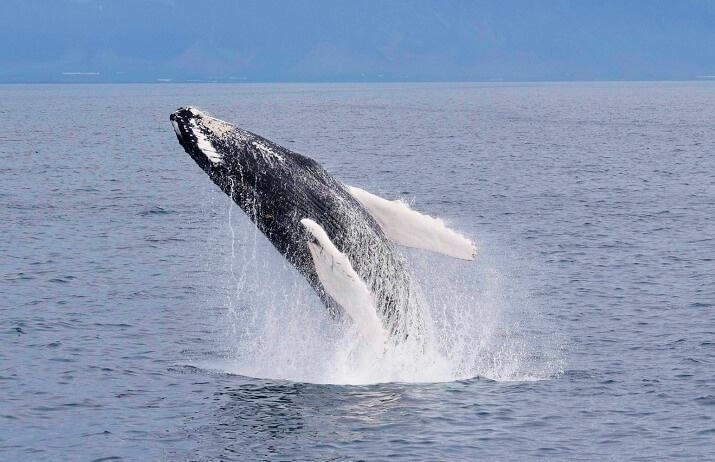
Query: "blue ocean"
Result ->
[[1, 82, 713, 460]]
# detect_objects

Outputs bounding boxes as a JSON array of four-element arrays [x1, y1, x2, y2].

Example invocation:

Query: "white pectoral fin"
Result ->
[[300, 218, 388, 352], [346, 186, 477, 261]]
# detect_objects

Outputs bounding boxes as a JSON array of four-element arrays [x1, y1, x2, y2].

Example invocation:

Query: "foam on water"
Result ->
[[201, 192, 563, 385]]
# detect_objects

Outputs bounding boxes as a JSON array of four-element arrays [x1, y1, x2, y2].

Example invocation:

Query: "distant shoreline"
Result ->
[[1, 79, 714, 85]]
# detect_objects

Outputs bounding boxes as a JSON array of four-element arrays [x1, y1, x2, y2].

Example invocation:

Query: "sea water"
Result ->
[[1, 82, 713, 460]]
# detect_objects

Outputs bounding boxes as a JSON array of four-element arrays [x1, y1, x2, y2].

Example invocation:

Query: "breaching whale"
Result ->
[[170, 107, 475, 350]]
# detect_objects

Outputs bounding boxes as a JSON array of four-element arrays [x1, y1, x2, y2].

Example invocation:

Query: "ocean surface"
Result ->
[[1, 82, 713, 460]]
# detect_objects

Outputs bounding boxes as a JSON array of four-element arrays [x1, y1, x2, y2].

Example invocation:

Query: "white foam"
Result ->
[[207, 204, 563, 385]]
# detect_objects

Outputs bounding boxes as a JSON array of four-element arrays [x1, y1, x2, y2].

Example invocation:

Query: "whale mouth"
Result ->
[[170, 107, 225, 166]]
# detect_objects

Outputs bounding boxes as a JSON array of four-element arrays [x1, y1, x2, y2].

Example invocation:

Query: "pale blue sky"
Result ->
[[1, 0, 714, 83]]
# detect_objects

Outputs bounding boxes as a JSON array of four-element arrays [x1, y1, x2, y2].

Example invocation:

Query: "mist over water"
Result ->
[[2, 82, 713, 460]]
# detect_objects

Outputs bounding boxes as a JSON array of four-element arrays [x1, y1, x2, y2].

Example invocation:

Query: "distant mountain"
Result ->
[[1, 0, 714, 83]]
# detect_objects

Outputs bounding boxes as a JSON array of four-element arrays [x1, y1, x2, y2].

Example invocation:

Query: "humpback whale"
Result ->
[[170, 107, 475, 349]]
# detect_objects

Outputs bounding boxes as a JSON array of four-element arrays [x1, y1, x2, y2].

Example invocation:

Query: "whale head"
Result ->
[[170, 107, 236, 170], [170, 106, 313, 237]]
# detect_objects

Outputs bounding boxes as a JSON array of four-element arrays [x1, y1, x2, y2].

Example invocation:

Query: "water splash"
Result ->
[[207, 197, 563, 385]]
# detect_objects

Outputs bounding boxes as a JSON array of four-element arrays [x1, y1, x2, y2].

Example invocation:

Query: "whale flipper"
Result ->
[[300, 218, 388, 352], [346, 186, 476, 261]]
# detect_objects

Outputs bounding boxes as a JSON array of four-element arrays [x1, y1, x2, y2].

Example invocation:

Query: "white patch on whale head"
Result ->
[[181, 107, 236, 166], [202, 115, 234, 138], [186, 106, 203, 117], [186, 107, 233, 137], [188, 119, 223, 165]]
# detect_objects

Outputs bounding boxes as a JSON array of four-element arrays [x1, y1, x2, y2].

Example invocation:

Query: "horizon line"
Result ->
[[1, 78, 715, 85]]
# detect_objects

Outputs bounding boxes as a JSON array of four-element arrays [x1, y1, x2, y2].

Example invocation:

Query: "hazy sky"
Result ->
[[2, 0, 714, 83]]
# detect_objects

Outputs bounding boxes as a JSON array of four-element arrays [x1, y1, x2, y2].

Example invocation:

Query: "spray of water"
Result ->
[[205, 195, 563, 385]]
